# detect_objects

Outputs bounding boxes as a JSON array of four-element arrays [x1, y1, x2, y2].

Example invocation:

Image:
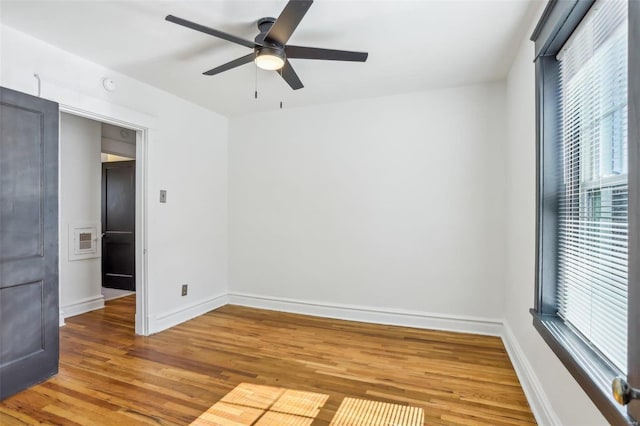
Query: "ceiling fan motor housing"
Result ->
[[255, 17, 284, 54], [254, 17, 286, 69], [256, 45, 285, 61], [257, 17, 277, 34]]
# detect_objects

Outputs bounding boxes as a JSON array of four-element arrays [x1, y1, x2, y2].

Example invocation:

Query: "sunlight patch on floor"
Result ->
[[190, 383, 327, 426], [190, 383, 424, 426], [330, 397, 424, 426]]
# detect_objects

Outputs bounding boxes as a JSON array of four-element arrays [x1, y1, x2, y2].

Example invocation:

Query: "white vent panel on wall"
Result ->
[[68, 223, 100, 261]]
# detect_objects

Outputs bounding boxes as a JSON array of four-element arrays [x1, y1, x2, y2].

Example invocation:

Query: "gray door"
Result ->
[[102, 161, 135, 291], [0, 87, 59, 400]]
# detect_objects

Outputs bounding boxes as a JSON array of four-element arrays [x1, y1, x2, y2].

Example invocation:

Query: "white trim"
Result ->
[[134, 127, 148, 335], [59, 308, 65, 327], [59, 104, 150, 336], [53, 96, 156, 130], [227, 292, 503, 336], [148, 294, 228, 335], [502, 322, 562, 426], [61, 294, 105, 318]]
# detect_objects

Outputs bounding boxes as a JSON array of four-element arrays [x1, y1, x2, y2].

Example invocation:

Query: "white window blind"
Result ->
[[556, 0, 628, 373]]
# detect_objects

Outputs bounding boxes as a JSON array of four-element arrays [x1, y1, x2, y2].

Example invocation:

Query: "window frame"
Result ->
[[531, 1, 640, 424]]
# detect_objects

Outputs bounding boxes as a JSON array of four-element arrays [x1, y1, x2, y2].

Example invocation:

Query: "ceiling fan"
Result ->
[[165, 0, 368, 90]]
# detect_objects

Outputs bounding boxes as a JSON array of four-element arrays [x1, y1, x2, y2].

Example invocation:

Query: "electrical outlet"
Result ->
[[181, 284, 188, 296]]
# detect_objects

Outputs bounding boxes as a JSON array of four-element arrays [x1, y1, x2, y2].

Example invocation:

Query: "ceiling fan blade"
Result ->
[[203, 53, 255, 76], [166, 15, 259, 49], [279, 60, 304, 90], [286, 45, 368, 62], [265, 0, 313, 46]]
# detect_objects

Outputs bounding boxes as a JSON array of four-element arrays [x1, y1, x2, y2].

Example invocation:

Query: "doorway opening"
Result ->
[[100, 123, 136, 302], [59, 108, 148, 335]]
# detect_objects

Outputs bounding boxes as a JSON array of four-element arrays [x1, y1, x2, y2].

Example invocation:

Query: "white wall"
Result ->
[[503, 11, 609, 426], [102, 122, 135, 144], [101, 122, 136, 158], [229, 84, 507, 325], [101, 137, 135, 158], [59, 112, 103, 317], [1, 24, 229, 333]]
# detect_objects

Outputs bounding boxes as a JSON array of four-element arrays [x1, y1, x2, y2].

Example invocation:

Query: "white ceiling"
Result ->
[[0, 0, 537, 117]]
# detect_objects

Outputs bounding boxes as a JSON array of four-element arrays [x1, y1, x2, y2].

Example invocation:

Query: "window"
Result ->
[[531, 0, 639, 424], [555, 0, 628, 374]]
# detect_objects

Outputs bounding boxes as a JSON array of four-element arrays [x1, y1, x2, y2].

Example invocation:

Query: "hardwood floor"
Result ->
[[0, 296, 536, 425]]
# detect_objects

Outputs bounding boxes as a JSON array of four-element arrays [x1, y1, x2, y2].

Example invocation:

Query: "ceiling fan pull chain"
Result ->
[[254, 54, 258, 99]]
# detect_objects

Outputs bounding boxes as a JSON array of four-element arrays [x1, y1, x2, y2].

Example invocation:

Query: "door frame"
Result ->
[[59, 104, 149, 336]]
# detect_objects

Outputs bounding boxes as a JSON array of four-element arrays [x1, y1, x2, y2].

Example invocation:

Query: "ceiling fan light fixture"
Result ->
[[255, 47, 285, 71]]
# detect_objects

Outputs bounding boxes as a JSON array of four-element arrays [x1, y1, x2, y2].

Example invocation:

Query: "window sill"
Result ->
[[530, 310, 635, 425]]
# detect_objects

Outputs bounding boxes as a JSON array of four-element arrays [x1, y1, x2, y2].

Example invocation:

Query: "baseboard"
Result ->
[[61, 294, 105, 319], [227, 292, 503, 336], [59, 308, 65, 327], [57, 289, 553, 423], [502, 322, 561, 426], [148, 294, 228, 335]]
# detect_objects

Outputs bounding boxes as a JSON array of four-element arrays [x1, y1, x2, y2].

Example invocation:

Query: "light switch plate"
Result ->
[[160, 190, 167, 203]]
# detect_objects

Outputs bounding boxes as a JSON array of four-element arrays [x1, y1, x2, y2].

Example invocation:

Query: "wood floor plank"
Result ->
[[0, 296, 536, 425]]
